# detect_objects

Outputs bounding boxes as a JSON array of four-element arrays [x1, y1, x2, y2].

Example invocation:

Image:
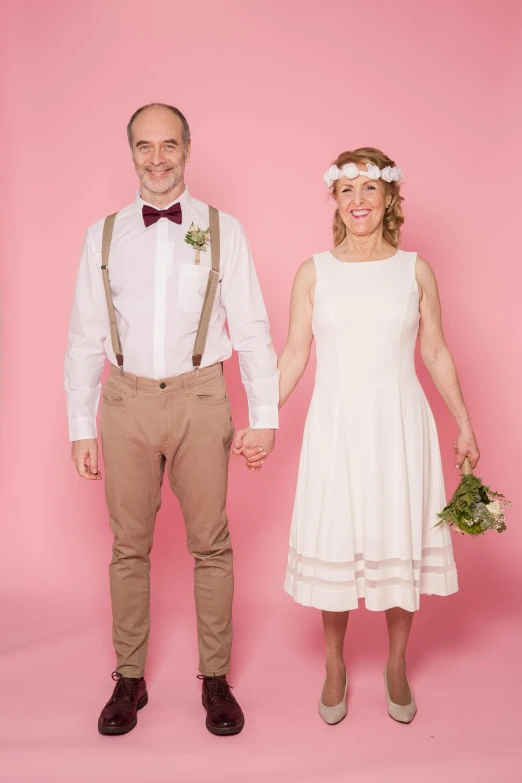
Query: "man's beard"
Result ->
[[138, 164, 184, 194]]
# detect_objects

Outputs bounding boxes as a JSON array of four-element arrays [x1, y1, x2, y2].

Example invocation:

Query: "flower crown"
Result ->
[[324, 161, 403, 188]]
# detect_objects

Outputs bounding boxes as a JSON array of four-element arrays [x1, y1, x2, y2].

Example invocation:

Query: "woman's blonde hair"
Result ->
[[330, 147, 404, 248]]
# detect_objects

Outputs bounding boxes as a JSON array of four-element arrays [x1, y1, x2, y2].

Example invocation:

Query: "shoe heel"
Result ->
[[137, 692, 148, 710]]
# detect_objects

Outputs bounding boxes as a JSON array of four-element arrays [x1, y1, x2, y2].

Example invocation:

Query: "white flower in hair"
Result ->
[[340, 163, 360, 180], [380, 166, 402, 182], [365, 162, 381, 180], [324, 164, 341, 187]]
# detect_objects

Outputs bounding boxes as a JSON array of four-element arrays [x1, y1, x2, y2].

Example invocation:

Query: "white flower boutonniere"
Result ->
[[184, 222, 210, 265]]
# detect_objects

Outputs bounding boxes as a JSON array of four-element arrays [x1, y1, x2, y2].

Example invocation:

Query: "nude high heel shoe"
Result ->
[[383, 665, 417, 724], [318, 672, 348, 725]]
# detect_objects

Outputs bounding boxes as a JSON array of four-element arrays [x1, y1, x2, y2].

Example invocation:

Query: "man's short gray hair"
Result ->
[[127, 103, 191, 146]]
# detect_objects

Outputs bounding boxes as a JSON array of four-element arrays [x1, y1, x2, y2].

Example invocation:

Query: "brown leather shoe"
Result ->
[[199, 675, 244, 736], [98, 672, 148, 736]]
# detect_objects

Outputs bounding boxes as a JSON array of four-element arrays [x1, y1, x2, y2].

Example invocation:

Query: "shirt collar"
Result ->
[[134, 185, 192, 219]]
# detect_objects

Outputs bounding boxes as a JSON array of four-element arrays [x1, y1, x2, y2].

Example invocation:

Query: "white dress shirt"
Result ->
[[64, 187, 279, 441]]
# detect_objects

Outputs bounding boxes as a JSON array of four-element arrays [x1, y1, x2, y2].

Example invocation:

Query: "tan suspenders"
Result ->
[[101, 213, 123, 369], [192, 205, 220, 370], [100, 206, 221, 375]]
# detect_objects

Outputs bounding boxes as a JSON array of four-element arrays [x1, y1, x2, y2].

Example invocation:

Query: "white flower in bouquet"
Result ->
[[486, 500, 502, 518]]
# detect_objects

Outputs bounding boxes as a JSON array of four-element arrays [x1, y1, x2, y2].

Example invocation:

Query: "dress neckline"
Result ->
[[327, 249, 400, 265]]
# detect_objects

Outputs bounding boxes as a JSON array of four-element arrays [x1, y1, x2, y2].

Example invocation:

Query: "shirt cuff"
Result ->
[[249, 405, 279, 430], [69, 416, 98, 442]]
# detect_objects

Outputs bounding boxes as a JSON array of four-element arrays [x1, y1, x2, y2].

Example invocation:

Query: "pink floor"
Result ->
[[2, 587, 520, 783]]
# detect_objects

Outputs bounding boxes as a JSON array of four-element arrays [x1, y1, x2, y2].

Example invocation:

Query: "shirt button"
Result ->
[[159, 382, 166, 389]]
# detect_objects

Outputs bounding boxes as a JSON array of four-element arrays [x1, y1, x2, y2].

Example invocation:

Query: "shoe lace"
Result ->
[[197, 675, 234, 702], [110, 671, 137, 703]]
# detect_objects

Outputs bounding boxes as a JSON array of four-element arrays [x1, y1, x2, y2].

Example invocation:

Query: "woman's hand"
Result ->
[[454, 428, 480, 470]]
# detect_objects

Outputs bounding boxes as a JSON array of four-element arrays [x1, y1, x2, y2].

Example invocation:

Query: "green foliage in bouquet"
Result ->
[[436, 460, 511, 536]]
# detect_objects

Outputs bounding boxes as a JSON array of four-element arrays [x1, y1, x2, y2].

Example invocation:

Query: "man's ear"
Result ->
[[184, 143, 192, 165]]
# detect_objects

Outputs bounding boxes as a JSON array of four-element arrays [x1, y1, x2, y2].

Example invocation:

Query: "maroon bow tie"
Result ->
[[142, 202, 182, 227]]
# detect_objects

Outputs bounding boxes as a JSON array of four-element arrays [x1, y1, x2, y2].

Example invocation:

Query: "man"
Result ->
[[65, 103, 278, 736]]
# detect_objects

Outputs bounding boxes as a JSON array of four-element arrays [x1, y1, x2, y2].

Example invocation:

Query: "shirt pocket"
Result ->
[[178, 264, 210, 313]]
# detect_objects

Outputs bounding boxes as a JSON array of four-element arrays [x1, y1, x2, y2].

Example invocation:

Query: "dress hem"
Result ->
[[284, 571, 458, 613]]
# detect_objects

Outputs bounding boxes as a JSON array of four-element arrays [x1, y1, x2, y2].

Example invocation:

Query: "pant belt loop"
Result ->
[[131, 373, 138, 398], [183, 372, 190, 398]]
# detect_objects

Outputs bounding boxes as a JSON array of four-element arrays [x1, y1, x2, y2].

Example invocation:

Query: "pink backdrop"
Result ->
[[1, 1, 521, 781]]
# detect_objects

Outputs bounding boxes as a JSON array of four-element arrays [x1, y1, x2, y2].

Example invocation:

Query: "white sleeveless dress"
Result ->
[[284, 250, 458, 612]]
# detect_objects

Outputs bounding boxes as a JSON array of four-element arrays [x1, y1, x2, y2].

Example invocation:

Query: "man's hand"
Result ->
[[232, 428, 275, 472], [71, 438, 102, 480]]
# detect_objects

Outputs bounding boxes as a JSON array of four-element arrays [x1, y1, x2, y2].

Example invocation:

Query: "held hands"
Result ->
[[232, 428, 275, 472], [454, 427, 480, 471], [71, 438, 102, 480]]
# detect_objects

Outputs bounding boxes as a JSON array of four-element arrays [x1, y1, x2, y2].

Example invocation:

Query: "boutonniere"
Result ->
[[184, 222, 210, 265]]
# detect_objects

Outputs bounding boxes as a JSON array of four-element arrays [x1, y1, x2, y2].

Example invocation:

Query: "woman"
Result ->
[[235, 147, 479, 725]]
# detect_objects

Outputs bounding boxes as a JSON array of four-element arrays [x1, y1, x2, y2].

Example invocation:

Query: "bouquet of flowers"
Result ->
[[436, 458, 511, 536]]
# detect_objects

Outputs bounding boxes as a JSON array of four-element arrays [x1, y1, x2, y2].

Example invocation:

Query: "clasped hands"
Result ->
[[232, 428, 275, 472]]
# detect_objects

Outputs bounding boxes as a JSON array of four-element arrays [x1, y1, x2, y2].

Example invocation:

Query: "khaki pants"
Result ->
[[100, 362, 235, 678]]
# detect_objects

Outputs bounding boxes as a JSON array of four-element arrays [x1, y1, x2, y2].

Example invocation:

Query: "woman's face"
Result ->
[[335, 165, 390, 240]]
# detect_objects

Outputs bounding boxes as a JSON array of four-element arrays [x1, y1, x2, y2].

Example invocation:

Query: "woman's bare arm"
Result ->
[[416, 256, 480, 469], [278, 258, 316, 408], [232, 259, 316, 468]]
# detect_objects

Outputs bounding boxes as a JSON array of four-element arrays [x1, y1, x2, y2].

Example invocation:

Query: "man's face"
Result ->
[[130, 107, 190, 197]]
